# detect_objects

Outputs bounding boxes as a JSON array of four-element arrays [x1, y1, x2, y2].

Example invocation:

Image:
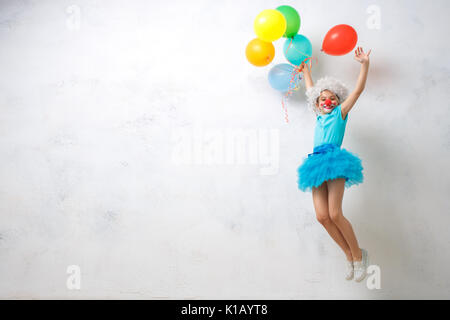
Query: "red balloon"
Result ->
[[322, 24, 358, 56]]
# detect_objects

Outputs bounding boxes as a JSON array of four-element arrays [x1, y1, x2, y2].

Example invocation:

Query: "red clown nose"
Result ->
[[324, 99, 332, 106]]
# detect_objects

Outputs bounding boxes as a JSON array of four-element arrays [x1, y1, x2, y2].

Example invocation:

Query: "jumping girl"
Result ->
[[297, 46, 371, 282]]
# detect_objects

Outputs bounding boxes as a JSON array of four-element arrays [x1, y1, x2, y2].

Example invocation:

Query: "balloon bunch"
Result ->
[[245, 5, 359, 123], [245, 6, 312, 123]]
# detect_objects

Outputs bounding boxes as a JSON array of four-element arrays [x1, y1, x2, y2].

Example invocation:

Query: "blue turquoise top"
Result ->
[[314, 104, 348, 147]]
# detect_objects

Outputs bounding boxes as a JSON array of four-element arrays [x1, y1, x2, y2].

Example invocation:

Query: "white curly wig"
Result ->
[[305, 76, 349, 115]]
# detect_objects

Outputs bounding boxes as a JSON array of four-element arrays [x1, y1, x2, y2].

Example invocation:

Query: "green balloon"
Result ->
[[276, 5, 301, 38]]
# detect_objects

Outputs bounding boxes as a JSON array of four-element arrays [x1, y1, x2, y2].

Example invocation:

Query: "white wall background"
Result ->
[[0, 0, 449, 299]]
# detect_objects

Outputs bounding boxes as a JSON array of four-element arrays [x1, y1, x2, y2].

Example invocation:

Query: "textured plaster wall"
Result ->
[[0, 0, 449, 299]]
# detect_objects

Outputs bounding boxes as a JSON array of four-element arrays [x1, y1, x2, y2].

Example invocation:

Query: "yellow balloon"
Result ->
[[254, 9, 287, 42], [245, 38, 275, 67]]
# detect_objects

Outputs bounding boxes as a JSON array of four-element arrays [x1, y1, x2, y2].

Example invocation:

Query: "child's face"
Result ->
[[316, 90, 340, 114]]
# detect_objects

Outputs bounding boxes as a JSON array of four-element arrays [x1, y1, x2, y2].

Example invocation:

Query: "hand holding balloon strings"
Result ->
[[280, 36, 317, 123]]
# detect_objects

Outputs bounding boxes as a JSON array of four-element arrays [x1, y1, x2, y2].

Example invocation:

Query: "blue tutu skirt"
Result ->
[[297, 143, 364, 192]]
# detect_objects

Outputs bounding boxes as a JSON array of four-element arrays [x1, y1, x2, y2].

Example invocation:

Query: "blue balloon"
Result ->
[[268, 63, 301, 92], [283, 34, 312, 66]]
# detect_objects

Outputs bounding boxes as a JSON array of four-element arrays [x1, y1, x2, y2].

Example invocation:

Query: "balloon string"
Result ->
[[281, 37, 318, 124], [281, 69, 302, 123]]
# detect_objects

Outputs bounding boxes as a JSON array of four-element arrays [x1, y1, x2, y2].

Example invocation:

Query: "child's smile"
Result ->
[[322, 101, 336, 111]]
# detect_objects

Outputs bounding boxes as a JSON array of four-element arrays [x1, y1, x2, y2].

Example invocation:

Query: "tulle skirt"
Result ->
[[297, 143, 364, 192]]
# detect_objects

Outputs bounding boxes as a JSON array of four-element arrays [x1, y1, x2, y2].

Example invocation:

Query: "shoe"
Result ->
[[353, 248, 369, 282], [345, 260, 354, 280]]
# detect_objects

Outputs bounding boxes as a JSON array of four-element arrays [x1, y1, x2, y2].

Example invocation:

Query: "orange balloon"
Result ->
[[245, 38, 275, 67], [322, 24, 358, 56]]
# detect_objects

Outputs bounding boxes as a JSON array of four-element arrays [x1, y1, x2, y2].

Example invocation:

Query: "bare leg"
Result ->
[[312, 181, 353, 261], [327, 178, 363, 261]]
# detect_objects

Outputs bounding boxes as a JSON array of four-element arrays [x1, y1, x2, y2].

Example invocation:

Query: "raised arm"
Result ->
[[341, 47, 371, 118], [301, 60, 314, 90]]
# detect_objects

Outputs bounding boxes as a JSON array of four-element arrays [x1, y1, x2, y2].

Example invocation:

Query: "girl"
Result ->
[[297, 47, 371, 282]]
